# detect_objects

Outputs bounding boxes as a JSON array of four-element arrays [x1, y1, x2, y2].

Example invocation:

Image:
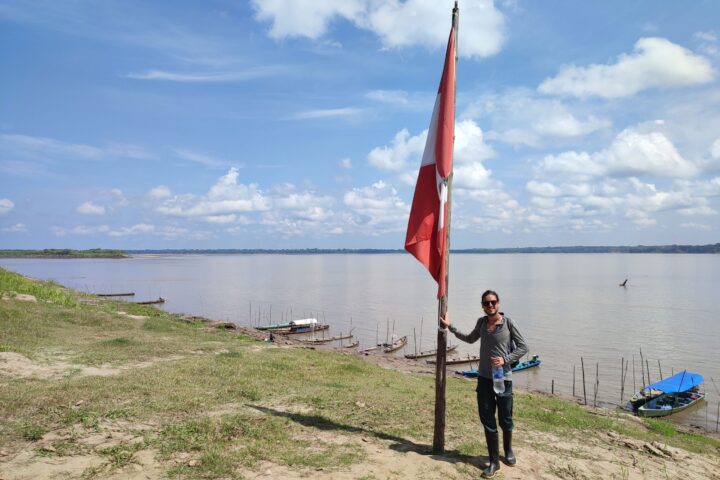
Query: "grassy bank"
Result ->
[[1, 267, 718, 479]]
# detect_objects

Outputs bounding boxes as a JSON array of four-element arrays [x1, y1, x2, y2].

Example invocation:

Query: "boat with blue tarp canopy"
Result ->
[[644, 370, 704, 393], [629, 370, 703, 408]]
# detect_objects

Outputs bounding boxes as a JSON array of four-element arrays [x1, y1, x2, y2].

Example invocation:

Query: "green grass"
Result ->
[[0, 268, 77, 306], [1, 266, 718, 479]]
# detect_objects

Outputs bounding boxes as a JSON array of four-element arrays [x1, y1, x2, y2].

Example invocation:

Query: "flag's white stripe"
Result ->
[[420, 93, 441, 167], [437, 176, 447, 231]]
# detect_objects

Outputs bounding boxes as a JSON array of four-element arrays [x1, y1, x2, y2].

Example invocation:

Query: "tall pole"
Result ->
[[433, 1, 458, 455]]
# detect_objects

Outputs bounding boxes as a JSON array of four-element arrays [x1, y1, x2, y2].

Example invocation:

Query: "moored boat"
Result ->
[[302, 332, 354, 344], [135, 297, 165, 305], [456, 355, 541, 377], [405, 344, 458, 360], [96, 292, 135, 297], [383, 336, 407, 353], [427, 354, 480, 365], [256, 318, 317, 331], [272, 324, 330, 335], [637, 390, 705, 417], [629, 370, 704, 409]]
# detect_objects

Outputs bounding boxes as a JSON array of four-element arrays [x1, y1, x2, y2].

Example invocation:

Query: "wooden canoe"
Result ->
[[272, 324, 330, 335], [96, 292, 135, 297], [405, 344, 458, 360], [135, 297, 165, 305], [302, 333, 354, 344], [426, 354, 480, 365], [383, 336, 407, 353]]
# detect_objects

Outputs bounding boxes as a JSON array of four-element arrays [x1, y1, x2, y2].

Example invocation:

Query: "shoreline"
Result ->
[[2, 268, 719, 479]]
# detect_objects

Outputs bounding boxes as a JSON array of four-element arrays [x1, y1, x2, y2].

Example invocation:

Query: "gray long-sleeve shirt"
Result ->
[[450, 315, 528, 381]]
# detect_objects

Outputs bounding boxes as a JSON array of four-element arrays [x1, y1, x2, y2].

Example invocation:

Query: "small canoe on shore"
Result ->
[[405, 344, 458, 360], [272, 324, 330, 335], [427, 354, 480, 365], [302, 332, 354, 344], [343, 340, 360, 348], [255, 318, 317, 331], [629, 370, 704, 409], [456, 355, 541, 377], [637, 390, 705, 417], [135, 297, 165, 305], [383, 336, 407, 353], [96, 292, 135, 297]]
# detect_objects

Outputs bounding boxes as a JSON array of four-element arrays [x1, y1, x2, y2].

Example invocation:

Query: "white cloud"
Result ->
[[526, 181, 562, 197], [252, 0, 506, 59], [148, 185, 172, 199], [343, 180, 409, 231], [288, 107, 365, 120], [0, 198, 14, 215], [538, 129, 698, 179], [252, 0, 366, 40], [108, 223, 155, 237], [464, 89, 611, 147], [76, 201, 106, 215], [173, 148, 231, 168], [2, 223, 26, 233], [0, 133, 152, 163], [51, 225, 111, 237], [368, 119, 494, 174], [156, 167, 271, 218], [339, 158, 352, 169], [712, 139, 720, 159], [538, 37, 714, 98], [126, 66, 286, 82], [204, 215, 237, 224], [368, 128, 426, 171]]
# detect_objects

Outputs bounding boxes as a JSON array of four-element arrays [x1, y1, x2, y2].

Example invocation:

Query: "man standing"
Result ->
[[440, 290, 528, 478]]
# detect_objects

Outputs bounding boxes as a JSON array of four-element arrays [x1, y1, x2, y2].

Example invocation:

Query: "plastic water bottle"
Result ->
[[492, 366, 505, 394]]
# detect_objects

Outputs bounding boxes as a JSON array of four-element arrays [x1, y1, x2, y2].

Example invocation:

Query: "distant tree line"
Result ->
[[126, 243, 720, 255], [2, 244, 718, 258], [0, 249, 128, 258]]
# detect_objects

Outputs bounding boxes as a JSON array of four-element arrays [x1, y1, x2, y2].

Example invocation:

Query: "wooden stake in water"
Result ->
[[621, 358, 629, 402], [594, 362, 599, 408], [632, 355, 636, 392], [620, 357, 624, 402], [551, 379, 555, 395], [386, 318, 389, 344], [573, 365, 576, 397], [419, 316, 424, 353], [639, 348, 645, 387], [646, 359, 651, 385], [581, 357, 587, 406], [658, 359, 663, 380], [414, 327, 418, 357]]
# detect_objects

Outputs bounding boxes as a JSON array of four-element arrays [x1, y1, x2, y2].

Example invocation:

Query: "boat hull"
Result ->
[[638, 391, 705, 417]]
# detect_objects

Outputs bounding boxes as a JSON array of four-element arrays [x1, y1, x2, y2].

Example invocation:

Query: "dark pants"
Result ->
[[476, 377, 513, 434]]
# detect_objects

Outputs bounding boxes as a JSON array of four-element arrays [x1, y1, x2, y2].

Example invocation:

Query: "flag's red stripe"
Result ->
[[405, 22, 455, 299], [435, 26, 456, 179]]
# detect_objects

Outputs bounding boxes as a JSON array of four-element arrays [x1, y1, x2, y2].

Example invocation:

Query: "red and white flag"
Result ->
[[405, 22, 456, 299]]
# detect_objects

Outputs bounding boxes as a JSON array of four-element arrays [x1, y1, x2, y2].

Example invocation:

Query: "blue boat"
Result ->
[[629, 370, 704, 408], [456, 355, 541, 378]]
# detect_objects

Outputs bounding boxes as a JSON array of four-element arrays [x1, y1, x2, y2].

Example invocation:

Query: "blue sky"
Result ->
[[1, 0, 719, 249]]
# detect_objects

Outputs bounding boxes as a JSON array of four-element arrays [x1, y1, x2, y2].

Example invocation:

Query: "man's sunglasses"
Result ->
[[482, 300, 498, 307]]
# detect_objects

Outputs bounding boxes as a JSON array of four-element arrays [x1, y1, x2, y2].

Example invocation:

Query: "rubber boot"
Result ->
[[502, 429, 516, 466], [482, 431, 500, 478]]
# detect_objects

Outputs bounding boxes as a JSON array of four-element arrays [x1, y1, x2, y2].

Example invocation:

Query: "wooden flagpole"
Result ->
[[433, 1, 459, 455]]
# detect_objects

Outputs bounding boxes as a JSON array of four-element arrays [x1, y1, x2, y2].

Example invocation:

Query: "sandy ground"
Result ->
[[1, 320, 719, 479]]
